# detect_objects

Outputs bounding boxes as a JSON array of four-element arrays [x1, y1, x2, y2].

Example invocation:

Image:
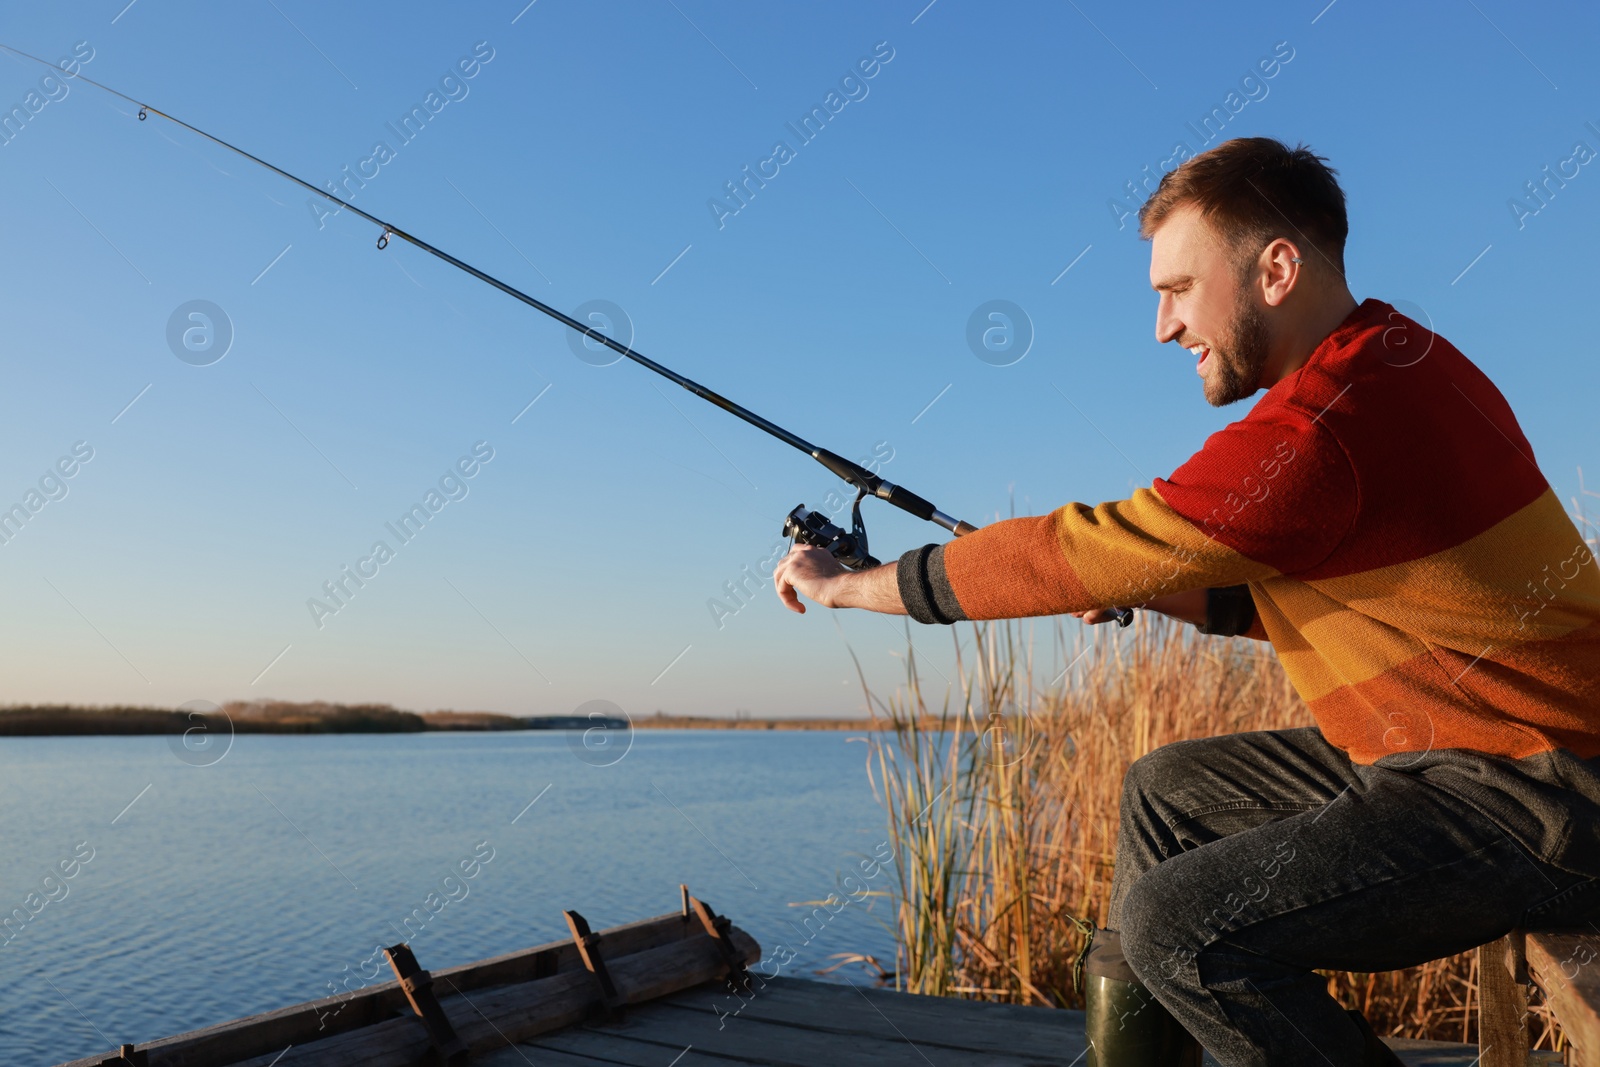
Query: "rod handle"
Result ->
[[875, 480, 936, 521]]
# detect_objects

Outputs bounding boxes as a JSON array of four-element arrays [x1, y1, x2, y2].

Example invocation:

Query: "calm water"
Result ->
[[0, 730, 899, 1065]]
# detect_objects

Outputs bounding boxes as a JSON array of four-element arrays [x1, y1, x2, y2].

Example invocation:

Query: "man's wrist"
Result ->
[[835, 561, 907, 614], [827, 568, 860, 609]]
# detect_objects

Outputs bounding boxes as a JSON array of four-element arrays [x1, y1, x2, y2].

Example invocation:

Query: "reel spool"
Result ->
[[783, 489, 879, 571]]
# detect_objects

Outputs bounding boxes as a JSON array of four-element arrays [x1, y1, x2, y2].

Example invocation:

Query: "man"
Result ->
[[772, 137, 1600, 1066]]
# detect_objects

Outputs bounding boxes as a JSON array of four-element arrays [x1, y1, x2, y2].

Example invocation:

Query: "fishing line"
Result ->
[[2, 42, 1133, 621]]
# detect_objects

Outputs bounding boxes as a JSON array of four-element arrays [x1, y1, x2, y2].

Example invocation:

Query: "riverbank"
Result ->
[[0, 701, 901, 736]]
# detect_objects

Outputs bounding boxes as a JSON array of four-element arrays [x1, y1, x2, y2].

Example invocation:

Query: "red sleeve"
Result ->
[[897, 412, 1358, 624]]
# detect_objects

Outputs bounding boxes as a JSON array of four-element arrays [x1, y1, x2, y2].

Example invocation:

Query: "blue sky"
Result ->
[[0, 0, 1594, 719]]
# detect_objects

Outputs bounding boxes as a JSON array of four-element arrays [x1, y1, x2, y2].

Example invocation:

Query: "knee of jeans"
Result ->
[[1118, 865, 1196, 985], [1122, 742, 1200, 808]]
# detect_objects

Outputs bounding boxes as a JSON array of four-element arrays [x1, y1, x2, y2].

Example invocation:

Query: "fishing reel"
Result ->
[[784, 489, 881, 571]]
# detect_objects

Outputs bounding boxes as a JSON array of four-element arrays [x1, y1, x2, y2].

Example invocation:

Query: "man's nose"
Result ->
[[1155, 293, 1183, 345]]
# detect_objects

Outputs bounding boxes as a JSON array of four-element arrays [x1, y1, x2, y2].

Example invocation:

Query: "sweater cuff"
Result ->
[[1197, 585, 1257, 636], [896, 544, 968, 625]]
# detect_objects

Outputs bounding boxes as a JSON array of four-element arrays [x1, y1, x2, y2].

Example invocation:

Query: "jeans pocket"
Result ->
[[1521, 876, 1600, 931]]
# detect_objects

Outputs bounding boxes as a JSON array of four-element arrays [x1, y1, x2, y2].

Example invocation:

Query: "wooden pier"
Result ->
[[473, 974, 1560, 1067], [55, 888, 1566, 1067]]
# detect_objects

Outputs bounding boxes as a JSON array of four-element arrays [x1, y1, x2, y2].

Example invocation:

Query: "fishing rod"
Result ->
[[4, 42, 1135, 623]]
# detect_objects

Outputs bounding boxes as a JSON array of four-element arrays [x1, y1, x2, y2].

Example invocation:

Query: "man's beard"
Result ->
[[1204, 292, 1272, 407]]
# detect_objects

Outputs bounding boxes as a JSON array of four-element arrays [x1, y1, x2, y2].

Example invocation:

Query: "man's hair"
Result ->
[[1138, 137, 1348, 276]]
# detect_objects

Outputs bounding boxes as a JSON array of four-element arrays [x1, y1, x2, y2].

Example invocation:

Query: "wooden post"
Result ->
[[1478, 931, 1530, 1067], [384, 943, 469, 1064], [565, 909, 626, 1022], [1526, 931, 1600, 1067], [690, 894, 753, 990]]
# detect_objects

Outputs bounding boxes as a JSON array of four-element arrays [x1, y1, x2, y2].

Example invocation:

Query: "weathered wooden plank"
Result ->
[[54, 910, 701, 1067], [213, 927, 760, 1067], [1388, 1040, 1561, 1066], [647, 978, 1548, 1067], [475, 1046, 643, 1067], [467, 980, 1560, 1067], [529, 997, 1090, 1067], [431, 908, 698, 989], [661, 972, 1083, 1027], [659, 974, 1088, 1060], [458, 928, 760, 1044], [530, 1014, 1553, 1067], [1526, 931, 1600, 1067], [1480, 932, 1531, 1067], [532, 1026, 1017, 1066]]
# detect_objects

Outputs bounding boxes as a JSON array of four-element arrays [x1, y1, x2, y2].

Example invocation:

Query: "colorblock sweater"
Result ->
[[898, 299, 1600, 876]]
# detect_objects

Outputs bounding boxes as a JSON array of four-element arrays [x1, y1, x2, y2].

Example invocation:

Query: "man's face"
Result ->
[[1149, 205, 1272, 407]]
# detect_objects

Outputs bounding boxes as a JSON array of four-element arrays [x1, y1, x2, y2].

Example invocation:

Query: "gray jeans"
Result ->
[[1104, 727, 1600, 1067]]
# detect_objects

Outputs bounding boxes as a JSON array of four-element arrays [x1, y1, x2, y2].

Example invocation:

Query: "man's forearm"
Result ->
[[838, 561, 908, 615], [836, 572, 1270, 636], [777, 543, 1266, 636]]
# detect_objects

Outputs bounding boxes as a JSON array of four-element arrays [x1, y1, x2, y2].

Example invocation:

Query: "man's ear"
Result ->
[[1258, 238, 1302, 307]]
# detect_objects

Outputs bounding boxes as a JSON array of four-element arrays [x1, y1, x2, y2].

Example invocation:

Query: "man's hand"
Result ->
[[1071, 606, 1133, 626], [773, 544, 849, 614], [772, 543, 908, 616], [1071, 587, 1209, 627]]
